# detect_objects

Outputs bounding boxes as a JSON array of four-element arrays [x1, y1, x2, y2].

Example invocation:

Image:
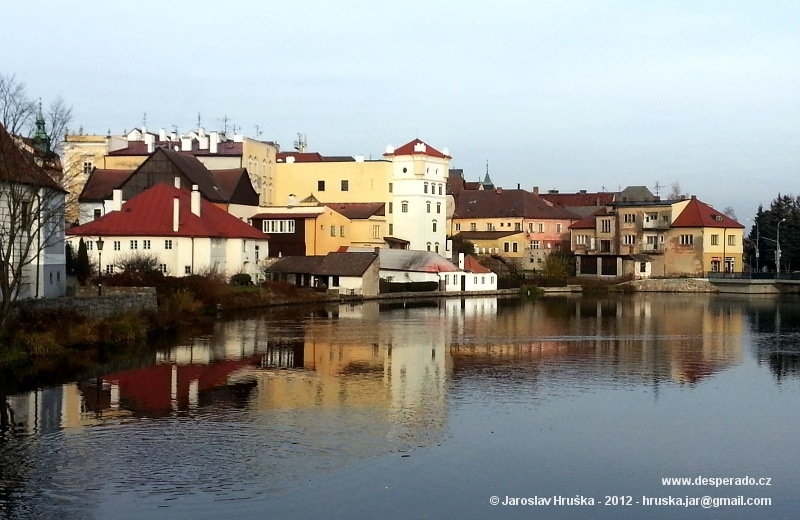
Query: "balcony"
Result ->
[[641, 243, 663, 253], [643, 220, 670, 230]]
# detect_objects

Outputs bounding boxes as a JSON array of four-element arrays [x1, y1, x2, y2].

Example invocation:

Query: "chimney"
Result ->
[[579, 189, 587, 194], [533, 186, 539, 195], [199, 127, 205, 138], [112, 189, 122, 211], [173, 196, 179, 232], [159, 128, 167, 141], [287, 194, 297, 207], [145, 134, 155, 153], [181, 137, 192, 152], [198, 135, 209, 150], [517, 183, 520, 189], [496, 187, 502, 194], [191, 185, 201, 216], [210, 132, 218, 154], [458, 252, 465, 270], [174, 176, 181, 189]]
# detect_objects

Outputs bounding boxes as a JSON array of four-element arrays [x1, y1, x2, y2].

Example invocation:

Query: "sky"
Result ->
[[2, 1, 799, 225]]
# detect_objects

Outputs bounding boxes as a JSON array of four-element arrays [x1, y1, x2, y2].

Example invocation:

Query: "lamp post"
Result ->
[[777, 219, 786, 275], [748, 217, 760, 272], [96, 237, 105, 295]]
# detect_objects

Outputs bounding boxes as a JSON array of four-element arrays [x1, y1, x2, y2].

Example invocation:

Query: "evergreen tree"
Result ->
[[75, 238, 91, 285], [65, 242, 75, 276]]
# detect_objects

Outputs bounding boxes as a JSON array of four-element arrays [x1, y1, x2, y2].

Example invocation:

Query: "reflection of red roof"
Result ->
[[671, 197, 744, 229], [386, 139, 450, 159], [67, 183, 269, 239], [103, 357, 260, 416]]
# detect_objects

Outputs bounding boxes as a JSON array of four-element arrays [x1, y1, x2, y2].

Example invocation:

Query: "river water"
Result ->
[[1, 294, 799, 519]]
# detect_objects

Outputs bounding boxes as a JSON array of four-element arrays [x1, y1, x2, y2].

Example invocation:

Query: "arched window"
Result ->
[[432, 220, 438, 232], [426, 201, 431, 213]]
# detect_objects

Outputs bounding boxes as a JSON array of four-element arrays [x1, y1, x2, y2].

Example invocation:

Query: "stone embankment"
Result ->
[[622, 278, 718, 293], [16, 287, 158, 320]]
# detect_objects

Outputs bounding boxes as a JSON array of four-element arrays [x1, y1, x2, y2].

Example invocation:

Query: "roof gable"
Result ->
[[325, 202, 385, 219], [386, 139, 450, 159], [0, 123, 63, 191], [78, 168, 134, 201]]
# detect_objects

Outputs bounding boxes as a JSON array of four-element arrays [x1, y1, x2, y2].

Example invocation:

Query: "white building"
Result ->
[[66, 183, 269, 280]]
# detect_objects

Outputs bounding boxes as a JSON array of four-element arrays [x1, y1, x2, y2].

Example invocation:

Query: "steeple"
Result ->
[[481, 160, 494, 190], [32, 100, 51, 155]]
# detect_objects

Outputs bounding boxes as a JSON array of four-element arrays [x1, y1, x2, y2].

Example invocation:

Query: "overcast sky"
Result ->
[[3, 1, 798, 223]]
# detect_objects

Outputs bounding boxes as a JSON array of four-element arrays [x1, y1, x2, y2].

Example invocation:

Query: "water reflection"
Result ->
[[3, 295, 798, 520]]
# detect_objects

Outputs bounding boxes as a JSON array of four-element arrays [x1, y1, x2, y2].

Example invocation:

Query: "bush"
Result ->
[[230, 273, 252, 286], [98, 313, 147, 347]]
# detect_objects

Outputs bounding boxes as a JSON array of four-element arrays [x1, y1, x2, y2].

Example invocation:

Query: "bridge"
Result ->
[[707, 272, 800, 294]]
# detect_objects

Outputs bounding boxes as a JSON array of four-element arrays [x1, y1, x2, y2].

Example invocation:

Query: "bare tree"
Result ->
[[722, 206, 737, 221], [0, 74, 36, 136], [0, 123, 66, 330], [668, 182, 682, 200]]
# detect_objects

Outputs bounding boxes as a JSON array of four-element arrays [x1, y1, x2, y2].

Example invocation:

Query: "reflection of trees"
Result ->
[[750, 301, 800, 380]]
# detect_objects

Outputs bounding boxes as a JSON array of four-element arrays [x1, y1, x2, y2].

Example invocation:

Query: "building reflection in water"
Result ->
[[5, 295, 749, 435]]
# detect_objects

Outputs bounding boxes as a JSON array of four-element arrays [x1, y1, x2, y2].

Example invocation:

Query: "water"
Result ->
[[1, 294, 799, 519]]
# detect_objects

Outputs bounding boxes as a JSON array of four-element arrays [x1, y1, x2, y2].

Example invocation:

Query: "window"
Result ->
[[436, 202, 441, 214], [600, 240, 611, 252], [600, 219, 612, 233], [623, 214, 636, 223], [455, 223, 461, 231], [401, 201, 408, 213], [538, 223, 545, 233], [105, 265, 114, 274], [159, 264, 168, 273], [470, 223, 477, 231], [515, 222, 521, 231], [624, 234, 636, 245], [255, 245, 260, 262], [341, 180, 349, 191], [711, 234, 719, 246], [263, 219, 296, 233], [130, 240, 138, 250], [432, 220, 437, 232], [438, 185, 443, 195], [426, 201, 431, 213], [83, 161, 93, 175], [185, 266, 192, 275], [242, 239, 247, 252], [576, 234, 588, 245], [640, 261, 647, 273], [113, 240, 121, 251], [531, 241, 540, 249], [388, 202, 393, 213], [512, 242, 518, 253], [165, 239, 173, 250], [93, 209, 101, 220], [504, 242, 510, 253], [340, 225, 345, 237], [143, 240, 151, 250], [427, 242, 431, 251], [388, 182, 393, 193], [86, 241, 93, 251], [435, 242, 440, 253], [728, 235, 735, 246], [556, 223, 563, 233], [318, 180, 325, 191], [424, 182, 429, 194], [389, 223, 393, 235], [330, 226, 336, 237], [680, 234, 694, 246], [372, 224, 380, 239], [486, 223, 494, 231]]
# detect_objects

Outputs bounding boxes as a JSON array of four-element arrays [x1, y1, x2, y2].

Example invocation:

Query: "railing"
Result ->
[[707, 271, 800, 281]]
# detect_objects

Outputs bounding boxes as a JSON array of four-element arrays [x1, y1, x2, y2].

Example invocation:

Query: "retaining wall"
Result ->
[[15, 288, 158, 320]]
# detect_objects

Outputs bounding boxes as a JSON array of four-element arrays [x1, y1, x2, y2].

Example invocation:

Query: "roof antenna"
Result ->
[[197, 112, 201, 129], [294, 133, 307, 152], [653, 181, 662, 197]]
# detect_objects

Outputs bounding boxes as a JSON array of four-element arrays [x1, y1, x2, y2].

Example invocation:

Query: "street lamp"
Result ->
[[777, 218, 786, 275], [96, 236, 105, 295], [747, 217, 760, 272]]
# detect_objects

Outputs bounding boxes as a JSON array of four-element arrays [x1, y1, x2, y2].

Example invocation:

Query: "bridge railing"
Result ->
[[707, 272, 800, 281]]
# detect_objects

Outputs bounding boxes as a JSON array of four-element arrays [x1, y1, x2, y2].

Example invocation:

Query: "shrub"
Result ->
[[98, 313, 147, 348], [230, 273, 252, 286]]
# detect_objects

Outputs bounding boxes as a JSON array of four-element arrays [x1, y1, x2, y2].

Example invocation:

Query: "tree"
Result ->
[[668, 182, 682, 200], [540, 251, 575, 279], [75, 238, 90, 285], [0, 74, 35, 136], [748, 194, 800, 272], [114, 252, 160, 274], [722, 206, 737, 221], [449, 234, 476, 257], [0, 122, 66, 329]]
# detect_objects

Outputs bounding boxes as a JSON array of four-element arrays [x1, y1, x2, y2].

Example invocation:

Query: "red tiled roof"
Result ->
[[109, 140, 243, 156], [276, 152, 355, 163], [569, 207, 610, 230], [0, 124, 63, 191], [67, 183, 268, 239], [386, 139, 450, 159], [671, 197, 744, 229], [464, 254, 491, 274], [251, 212, 320, 220], [453, 188, 578, 220], [325, 202, 385, 219], [541, 192, 616, 207], [79, 169, 134, 201]]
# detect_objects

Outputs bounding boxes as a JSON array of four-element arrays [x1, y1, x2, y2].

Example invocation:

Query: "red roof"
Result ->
[[453, 188, 578, 220], [79, 168, 134, 201], [67, 183, 269, 239], [386, 139, 450, 159], [464, 255, 491, 274], [671, 197, 744, 229], [109, 140, 243, 156], [251, 212, 319, 220], [0, 124, 64, 191], [569, 207, 610, 230], [276, 152, 355, 163], [541, 191, 616, 207]]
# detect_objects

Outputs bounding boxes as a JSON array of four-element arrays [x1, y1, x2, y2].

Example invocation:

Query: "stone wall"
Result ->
[[624, 278, 718, 292], [15, 288, 157, 320]]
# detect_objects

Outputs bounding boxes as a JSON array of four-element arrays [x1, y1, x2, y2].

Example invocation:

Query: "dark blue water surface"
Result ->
[[1, 294, 799, 519]]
